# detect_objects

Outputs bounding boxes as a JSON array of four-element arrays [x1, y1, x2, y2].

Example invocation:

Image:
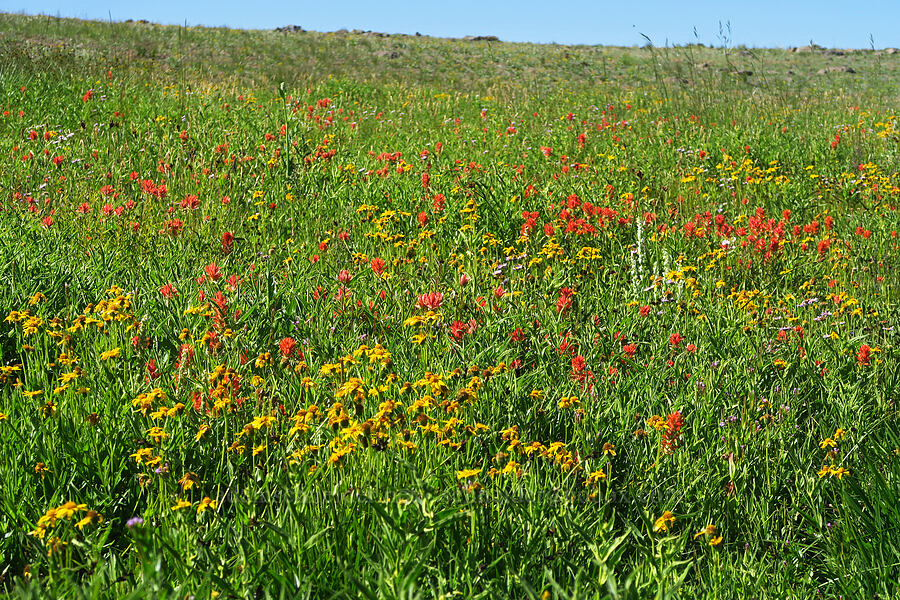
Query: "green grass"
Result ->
[[0, 12, 899, 599]]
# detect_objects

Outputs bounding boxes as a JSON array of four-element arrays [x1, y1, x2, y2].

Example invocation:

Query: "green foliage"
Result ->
[[1, 12, 899, 599]]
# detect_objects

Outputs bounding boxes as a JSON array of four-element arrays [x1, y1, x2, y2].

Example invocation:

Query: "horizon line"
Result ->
[[5, 10, 897, 51]]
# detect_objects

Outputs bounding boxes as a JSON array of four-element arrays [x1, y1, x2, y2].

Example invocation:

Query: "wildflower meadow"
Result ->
[[1, 13, 899, 598]]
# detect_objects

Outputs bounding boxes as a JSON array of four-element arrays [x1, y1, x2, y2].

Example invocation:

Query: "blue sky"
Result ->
[[9, 0, 900, 48]]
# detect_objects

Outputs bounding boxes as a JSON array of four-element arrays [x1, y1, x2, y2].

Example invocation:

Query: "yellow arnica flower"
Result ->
[[171, 500, 193, 511], [55, 501, 88, 520], [147, 427, 169, 443], [197, 497, 217, 514], [100, 348, 121, 361], [177, 472, 199, 491], [558, 396, 578, 408], [195, 425, 211, 442], [831, 466, 850, 480], [585, 470, 607, 486], [694, 524, 717, 540], [653, 511, 676, 533], [456, 468, 482, 479], [647, 415, 666, 431], [75, 510, 103, 530], [501, 460, 521, 476], [59, 371, 80, 384]]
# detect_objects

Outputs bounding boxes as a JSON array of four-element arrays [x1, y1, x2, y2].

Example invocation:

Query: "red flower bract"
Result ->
[[450, 321, 466, 340], [222, 231, 235, 254], [416, 292, 444, 311], [661, 411, 684, 454], [857, 344, 871, 366], [204, 263, 222, 281], [279, 337, 297, 358], [556, 287, 575, 313], [571, 355, 586, 373]]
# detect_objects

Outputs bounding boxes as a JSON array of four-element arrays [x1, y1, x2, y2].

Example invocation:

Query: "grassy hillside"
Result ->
[[4, 12, 900, 96], [0, 12, 899, 599]]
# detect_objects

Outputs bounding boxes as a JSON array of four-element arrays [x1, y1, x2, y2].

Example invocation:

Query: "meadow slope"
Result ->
[[1, 13, 900, 599]]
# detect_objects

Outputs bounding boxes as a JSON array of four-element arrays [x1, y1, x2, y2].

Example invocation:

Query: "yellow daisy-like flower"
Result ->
[[171, 500, 193, 511], [55, 502, 87, 520], [100, 348, 121, 361], [647, 415, 666, 431], [29, 292, 46, 305], [59, 371, 81, 384], [147, 427, 169, 443], [130, 448, 154, 464], [75, 510, 103, 530], [585, 470, 607, 486], [456, 468, 482, 480], [396, 439, 417, 452], [653, 510, 676, 533], [558, 396, 578, 408], [694, 524, 717, 540], [831, 466, 849, 480], [197, 497, 217, 514], [195, 425, 211, 442], [501, 460, 521, 476], [177, 472, 199, 491]]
